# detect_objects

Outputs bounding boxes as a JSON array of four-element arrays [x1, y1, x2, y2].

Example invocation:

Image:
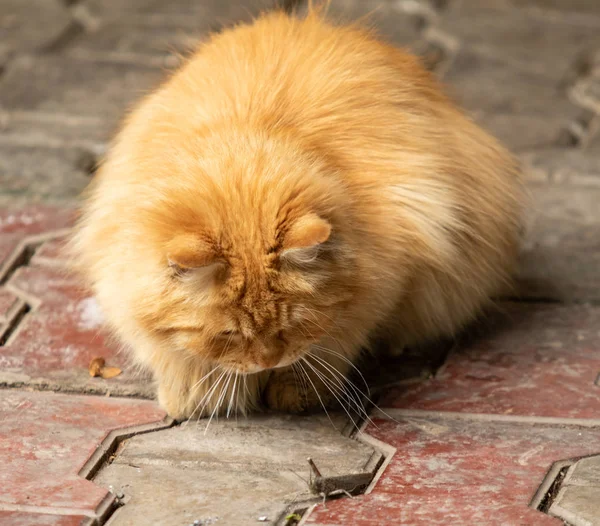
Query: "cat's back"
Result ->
[[154, 11, 442, 138]]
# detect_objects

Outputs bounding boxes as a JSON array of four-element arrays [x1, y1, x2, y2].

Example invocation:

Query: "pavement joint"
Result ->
[[373, 408, 600, 429]]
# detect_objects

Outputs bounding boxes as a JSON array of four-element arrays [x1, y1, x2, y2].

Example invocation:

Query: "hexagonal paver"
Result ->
[[0, 55, 166, 121], [437, 1, 600, 82], [0, 0, 75, 58], [294, 0, 446, 71], [0, 390, 166, 522], [94, 414, 383, 525], [0, 144, 94, 205], [0, 206, 152, 396], [70, 0, 277, 60], [518, 184, 600, 302], [381, 303, 600, 419], [441, 50, 580, 152], [305, 414, 600, 525], [549, 455, 600, 526], [0, 512, 91, 526], [0, 206, 74, 272]]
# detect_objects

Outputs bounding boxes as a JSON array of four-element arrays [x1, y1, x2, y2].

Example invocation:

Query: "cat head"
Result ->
[[125, 131, 360, 374]]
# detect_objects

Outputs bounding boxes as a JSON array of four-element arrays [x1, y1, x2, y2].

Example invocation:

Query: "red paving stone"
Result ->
[[0, 206, 74, 272], [306, 415, 600, 525], [0, 390, 165, 521], [0, 512, 90, 526], [380, 303, 600, 419], [0, 208, 152, 396]]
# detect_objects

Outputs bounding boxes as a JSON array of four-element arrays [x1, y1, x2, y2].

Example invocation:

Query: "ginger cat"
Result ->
[[70, 8, 523, 420]]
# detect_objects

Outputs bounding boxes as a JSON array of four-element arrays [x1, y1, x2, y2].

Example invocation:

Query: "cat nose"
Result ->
[[256, 350, 284, 369], [253, 343, 285, 369]]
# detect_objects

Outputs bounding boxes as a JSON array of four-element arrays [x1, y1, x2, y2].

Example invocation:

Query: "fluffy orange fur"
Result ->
[[69, 8, 524, 419]]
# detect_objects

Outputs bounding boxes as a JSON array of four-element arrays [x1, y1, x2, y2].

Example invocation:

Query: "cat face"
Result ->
[[162, 214, 339, 373], [129, 134, 358, 374]]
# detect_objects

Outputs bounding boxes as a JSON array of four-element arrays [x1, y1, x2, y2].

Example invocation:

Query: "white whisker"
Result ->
[[297, 360, 338, 430], [301, 357, 361, 431]]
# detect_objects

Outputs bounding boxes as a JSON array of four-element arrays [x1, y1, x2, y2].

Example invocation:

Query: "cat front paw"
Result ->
[[263, 368, 327, 413], [157, 382, 196, 420]]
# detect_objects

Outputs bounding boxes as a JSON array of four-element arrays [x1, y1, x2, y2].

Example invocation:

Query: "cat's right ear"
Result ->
[[166, 233, 222, 271], [281, 214, 332, 265]]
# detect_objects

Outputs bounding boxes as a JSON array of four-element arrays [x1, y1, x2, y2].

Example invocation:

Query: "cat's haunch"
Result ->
[[69, 9, 524, 420]]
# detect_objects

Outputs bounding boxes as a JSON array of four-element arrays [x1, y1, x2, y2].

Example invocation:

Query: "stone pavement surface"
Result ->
[[1, 0, 600, 525]]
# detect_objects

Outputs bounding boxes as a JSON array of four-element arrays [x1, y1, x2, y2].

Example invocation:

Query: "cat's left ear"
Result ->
[[166, 233, 221, 271], [281, 214, 331, 264]]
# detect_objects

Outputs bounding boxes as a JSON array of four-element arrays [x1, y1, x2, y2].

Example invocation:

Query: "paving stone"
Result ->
[[0, 145, 93, 205], [0, 390, 165, 521], [518, 183, 600, 302], [0, 206, 152, 396], [94, 414, 382, 526], [1, 263, 151, 396], [380, 303, 600, 419], [0, 512, 91, 526], [565, 455, 600, 487], [70, 0, 276, 61], [0, 0, 75, 58], [0, 109, 112, 150], [511, 0, 600, 18], [437, 1, 600, 81], [80, 0, 275, 19], [305, 413, 600, 525], [0, 55, 166, 121], [521, 148, 600, 184], [551, 486, 600, 526], [0, 206, 74, 270], [297, 0, 423, 48], [443, 50, 580, 151], [66, 23, 196, 62]]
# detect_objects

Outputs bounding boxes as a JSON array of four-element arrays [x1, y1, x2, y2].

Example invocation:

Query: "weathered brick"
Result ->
[[0, 145, 92, 205], [307, 414, 600, 526], [511, 0, 600, 17], [518, 183, 600, 302], [0, 390, 165, 519], [437, 0, 600, 82], [444, 51, 580, 151], [521, 146, 600, 184], [0, 108, 111, 154], [0, 55, 166, 121], [79, 0, 276, 35], [0, 0, 75, 57], [94, 414, 381, 525], [296, 0, 425, 49]]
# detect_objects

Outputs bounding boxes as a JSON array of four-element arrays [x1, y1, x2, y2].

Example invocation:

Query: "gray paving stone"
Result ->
[[0, 145, 92, 205], [551, 487, 600, 525], [80, 0, 276, 28], [443, 50, 580, 151], [296, 0, 423, 48], [0, 55, 166, 121], [94, 414, 383, 525], [566, 456, 600, 487], [69, 0, 276, 63], [517, 183, 600, 302], [0, 0, 75, 58], [437, 0, 600, 81], [66, 22, 197, 62], [511, 0, 600, 18], [294, 0, 448, 70], [0, 110, 112, 150], [521, 148, 600, 185]]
